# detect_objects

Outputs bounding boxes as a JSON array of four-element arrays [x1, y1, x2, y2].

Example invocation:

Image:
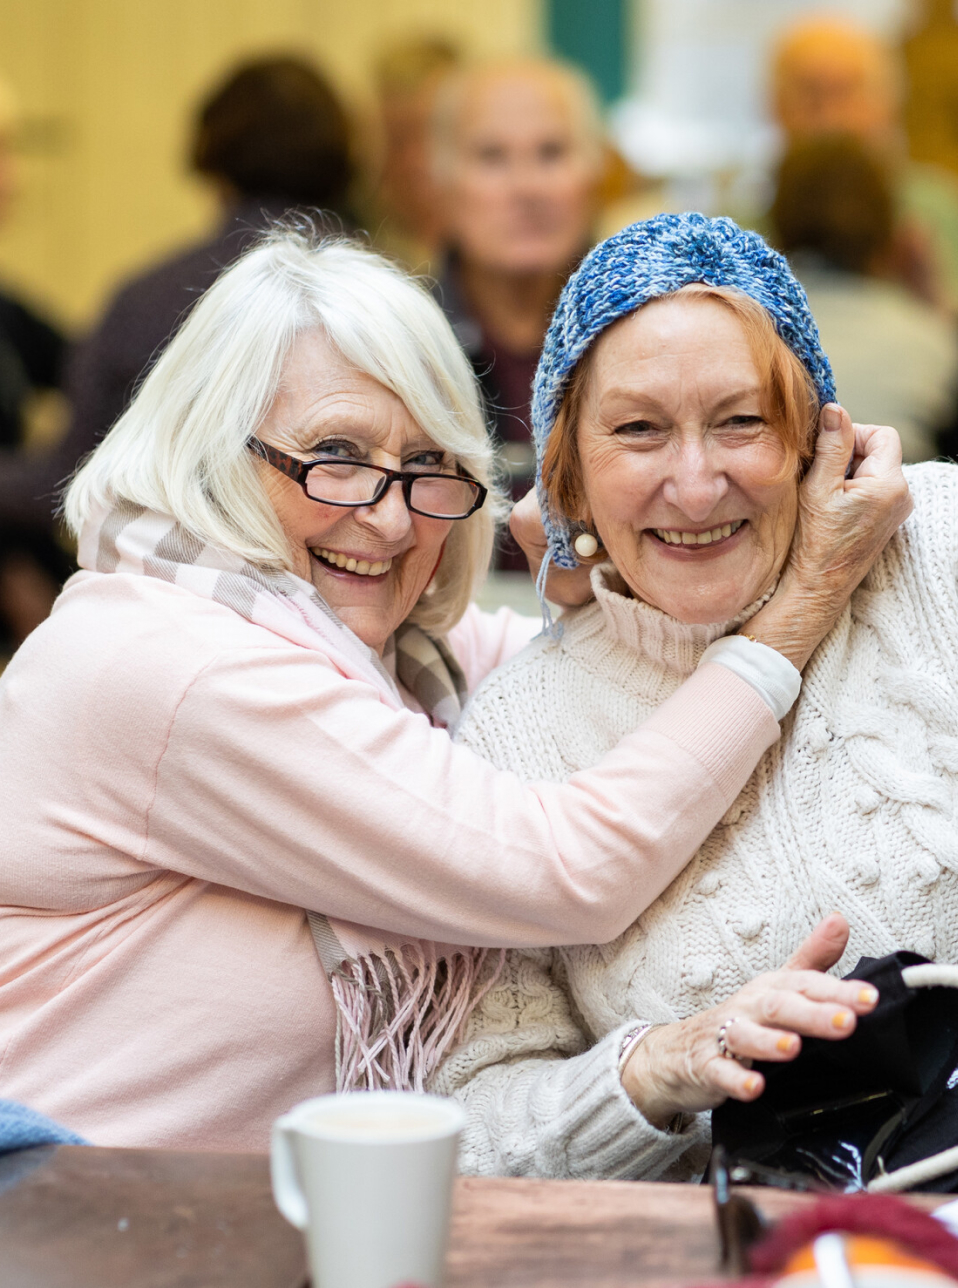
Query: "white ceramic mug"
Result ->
[[271, 1090, 465, 1288]]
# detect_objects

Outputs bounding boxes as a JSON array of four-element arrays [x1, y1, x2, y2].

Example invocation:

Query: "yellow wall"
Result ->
[[0, 0, 543, 329]]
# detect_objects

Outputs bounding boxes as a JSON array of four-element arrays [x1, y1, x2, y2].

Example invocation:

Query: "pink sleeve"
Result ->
[[140, 652, 778, 949], [446, 603, 540, 694]]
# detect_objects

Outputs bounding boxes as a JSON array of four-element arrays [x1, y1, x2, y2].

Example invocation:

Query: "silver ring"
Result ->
[[717, 1017, 740, 1060]]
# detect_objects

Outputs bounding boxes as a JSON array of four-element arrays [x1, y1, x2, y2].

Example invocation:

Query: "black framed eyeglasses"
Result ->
[[250, 440, 487, 520]]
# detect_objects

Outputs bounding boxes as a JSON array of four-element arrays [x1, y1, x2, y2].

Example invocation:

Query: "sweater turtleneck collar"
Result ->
[[588, 562, 776, 677]]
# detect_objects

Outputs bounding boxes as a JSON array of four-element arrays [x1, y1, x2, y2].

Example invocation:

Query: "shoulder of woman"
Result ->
[[854, 461, 958, 610], [59, 569, 295, 653], [452, 607, 607, 772], [446, 602, 541, 694], [46, 571, 351, 718], [898, 461, 958, 560], [901, 458, 958, 508], [453, 630, 561, 756]]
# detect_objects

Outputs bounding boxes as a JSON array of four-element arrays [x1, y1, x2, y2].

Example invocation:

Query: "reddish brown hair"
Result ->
[[541, 284, 820, 531]]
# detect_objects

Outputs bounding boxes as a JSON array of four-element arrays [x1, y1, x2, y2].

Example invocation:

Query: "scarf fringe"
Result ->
[[331, 944, 505, 1092]]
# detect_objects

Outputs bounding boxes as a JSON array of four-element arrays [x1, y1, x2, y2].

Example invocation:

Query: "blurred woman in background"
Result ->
[[1, 53, 357, 566]]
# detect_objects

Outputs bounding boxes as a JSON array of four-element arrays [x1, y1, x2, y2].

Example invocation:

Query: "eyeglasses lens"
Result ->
[[305, 462, 478, 517], [305, 461, 376, 504], [407, 476, 479, 517]]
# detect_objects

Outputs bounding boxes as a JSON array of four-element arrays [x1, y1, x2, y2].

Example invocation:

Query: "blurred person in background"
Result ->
[[0, 54, 355, 564], [772, 16, 958, 312], [67, 55, 356, 448], [772, 134, 958, 463], [430, 59, 603, 570], [0, 76, 71, 655], [369, 35, 462, 271]]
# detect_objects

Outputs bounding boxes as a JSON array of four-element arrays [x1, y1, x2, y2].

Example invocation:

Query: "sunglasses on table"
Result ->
[[250, 440, 487, 520]]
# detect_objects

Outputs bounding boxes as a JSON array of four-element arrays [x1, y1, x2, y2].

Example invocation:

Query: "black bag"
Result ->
[[710, 951, 958, 1192]]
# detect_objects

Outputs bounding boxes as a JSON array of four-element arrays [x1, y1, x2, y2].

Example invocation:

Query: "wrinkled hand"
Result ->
[[621, 914, 879, 1129], [508, 487, 595, 612], [743, 405, 912, 669]]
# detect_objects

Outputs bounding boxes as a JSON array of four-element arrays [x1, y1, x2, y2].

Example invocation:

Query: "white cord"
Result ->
[[868, 1143, 958, 1193], [902, 964, 958, 990]]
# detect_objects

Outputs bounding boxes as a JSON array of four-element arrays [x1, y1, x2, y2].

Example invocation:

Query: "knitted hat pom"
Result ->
[[532, 212, 836, 569]]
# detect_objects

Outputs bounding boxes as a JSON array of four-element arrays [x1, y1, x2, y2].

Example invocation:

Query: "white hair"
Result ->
[[64, 227, 504, 636], [430, 57, 605, 181]]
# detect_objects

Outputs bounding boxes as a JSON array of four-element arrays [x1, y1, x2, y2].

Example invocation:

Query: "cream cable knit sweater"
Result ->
[[434, 463, 958, 1181]]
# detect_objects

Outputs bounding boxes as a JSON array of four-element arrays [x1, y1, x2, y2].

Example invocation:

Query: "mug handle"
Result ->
[[270, 1119, 309, 1230]]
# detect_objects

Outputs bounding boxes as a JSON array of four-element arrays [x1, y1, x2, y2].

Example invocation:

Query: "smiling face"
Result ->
[[575, 295, 801, 625], [256, 328, 455, 653]]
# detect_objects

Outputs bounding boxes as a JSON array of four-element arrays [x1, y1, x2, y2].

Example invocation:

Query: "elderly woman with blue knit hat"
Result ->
[[433, 212, 958, 1180]]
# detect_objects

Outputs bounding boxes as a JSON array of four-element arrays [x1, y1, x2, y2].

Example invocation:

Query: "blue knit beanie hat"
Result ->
[[533, 212, 836, 570]]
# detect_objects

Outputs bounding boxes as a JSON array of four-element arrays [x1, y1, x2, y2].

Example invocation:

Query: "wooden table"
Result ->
[[0, 1144, 941, 1287]]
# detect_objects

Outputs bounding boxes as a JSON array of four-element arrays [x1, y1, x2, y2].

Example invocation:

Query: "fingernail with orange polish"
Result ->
[[858, 986, 878, 1006], [832, 1010, 851, 1030], [776, 1035, 796, 1053], [745, 1075, 760, 1094]]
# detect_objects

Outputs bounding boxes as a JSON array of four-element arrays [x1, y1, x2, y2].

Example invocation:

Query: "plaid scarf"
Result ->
[[78, 501, 498, 1092]]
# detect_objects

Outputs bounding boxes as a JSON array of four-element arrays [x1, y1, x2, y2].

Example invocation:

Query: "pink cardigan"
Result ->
[[0, 571, 777, 1150]]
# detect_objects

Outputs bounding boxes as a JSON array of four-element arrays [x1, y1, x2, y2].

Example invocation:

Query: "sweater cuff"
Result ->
[[554, 1023, 709, 1180], [699, 635, 802, 723], [641, 662, 780, 805]]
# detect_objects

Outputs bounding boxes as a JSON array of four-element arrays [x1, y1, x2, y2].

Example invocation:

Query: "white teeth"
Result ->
[[313, 548, 393, 576], [652, 520, 743, 547]]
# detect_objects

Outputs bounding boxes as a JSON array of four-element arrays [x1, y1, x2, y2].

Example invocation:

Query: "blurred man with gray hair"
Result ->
[[430, 59, 603, 569]]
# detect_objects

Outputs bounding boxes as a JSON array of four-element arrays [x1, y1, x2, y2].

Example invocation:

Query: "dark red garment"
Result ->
[[476, 337, 540, 570], [478, 338, 539, 446], [433, 260, 542, 572]]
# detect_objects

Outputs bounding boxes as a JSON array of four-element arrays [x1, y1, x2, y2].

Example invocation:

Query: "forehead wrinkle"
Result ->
[[592, 364, 764, 421], [586, 304, 764, 423], [275, 328, 418, 438], [273, 380, 430, 453], [276, 398, 393, 451]]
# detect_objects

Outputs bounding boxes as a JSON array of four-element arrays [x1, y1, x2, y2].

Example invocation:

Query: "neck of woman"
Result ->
[[458, 259, 567, 354]]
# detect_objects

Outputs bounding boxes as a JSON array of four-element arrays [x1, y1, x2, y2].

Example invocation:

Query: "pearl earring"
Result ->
[[574, 532, 599, 559]]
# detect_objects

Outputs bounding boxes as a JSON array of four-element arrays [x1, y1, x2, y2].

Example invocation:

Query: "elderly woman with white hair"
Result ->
[[433, 213, 958, 1182], [0, 227, 906, 1151]]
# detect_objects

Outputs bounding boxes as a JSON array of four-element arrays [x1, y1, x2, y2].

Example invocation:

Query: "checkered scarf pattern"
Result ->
[[383, 627, 467, 731], [79, 499, 466, 728], [532, 212, 837, 570], [77, 500, 489, 1093]]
